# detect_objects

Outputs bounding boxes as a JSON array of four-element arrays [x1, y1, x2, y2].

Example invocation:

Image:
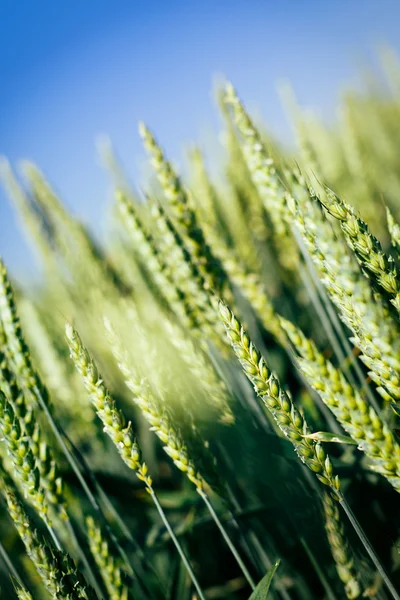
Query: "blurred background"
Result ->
[[2, 0, 400, 275]]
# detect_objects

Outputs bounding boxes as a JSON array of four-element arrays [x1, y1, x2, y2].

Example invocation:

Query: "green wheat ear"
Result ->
[[13, 584, 34, 600], [86, 516, 129, 600], [139, 122, 229, 295], [101, 318, 205, 489], [4, 488, 96, 600], [218, 301, 341, 498], [0, 259, 50, 408], [0, 391, 49, 522], [0, 349, 65, 515], [323, 492, 362, 599], [224, 82, 300, 277], [279, 316, 400, 493], [320, 186, 400, 316]]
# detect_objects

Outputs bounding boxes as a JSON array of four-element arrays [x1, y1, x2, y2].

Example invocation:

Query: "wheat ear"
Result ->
[[320, 187, 400, 317], [218, 301, 340, 496], [139, 122, 228, 294], [322, 491, 362, 599], [4, 488, 97, 600], [288, 188, 400, 404], [224, 82, 299, 276], [148, 199, 228, 346], [279, 317, 400, 493], [0, 259, 50, 408], [86, 516, 129, 600], [65, 323, 207, 600]]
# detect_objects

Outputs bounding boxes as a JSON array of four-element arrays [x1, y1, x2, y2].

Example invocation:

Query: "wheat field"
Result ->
[[1, 52, 400, 599]]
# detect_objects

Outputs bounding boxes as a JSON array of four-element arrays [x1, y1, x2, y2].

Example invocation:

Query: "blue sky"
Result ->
[[2, 0, 400, 276]]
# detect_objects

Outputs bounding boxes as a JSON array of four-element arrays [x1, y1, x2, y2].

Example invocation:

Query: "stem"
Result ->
[[197, 488, 256, 590], [149, 486, 207, 600], [339, 497, 400, 600], [300, 537, 337, 600], [298, 262, 348, 372], [33, 386, 160, 599], [32, 386, 139, 577], [46, 522, 62, 551], [33, 386, 98, 508], [0, 539, 23, 584]]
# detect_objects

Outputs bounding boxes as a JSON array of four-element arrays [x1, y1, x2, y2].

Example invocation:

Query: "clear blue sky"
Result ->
[[2, 0, 400, 276]]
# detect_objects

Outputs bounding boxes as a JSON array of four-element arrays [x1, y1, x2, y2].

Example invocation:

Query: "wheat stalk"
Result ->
[[65, 322, 207, 600]]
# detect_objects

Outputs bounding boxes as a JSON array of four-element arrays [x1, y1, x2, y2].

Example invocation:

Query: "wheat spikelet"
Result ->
[[0, 259, 50, 408], [323, 491, 361, 599], [139, 122, 228, 293], [14, 584, 34, 600], [65, 324, 145, 474], [280, 317, 400, 492], [4, 488, 96, 600], [115, 189, 197, 329], [0, 391, 50, 521], [86, 516, 129, 600], [224, 82, 299, 276], [288, 186, 400, 403], [218, 88, 270, 248], [219, 301, 340, 496], [320, 187, 400, 317], [149, 199, 227, 346], [101, 319, 205, 489]]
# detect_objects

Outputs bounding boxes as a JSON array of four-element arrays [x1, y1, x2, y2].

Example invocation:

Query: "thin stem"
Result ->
[[339, 497, 400, 600], [0, 539, 23, 584], [33, 386, 98, 508], [46, 522, 62, 551], [300, 537, 337, 600], [32, 386, 140, 579], [197, 488, 256, 590], [149, 486, 207, 600], [298, 262, 348, 372]]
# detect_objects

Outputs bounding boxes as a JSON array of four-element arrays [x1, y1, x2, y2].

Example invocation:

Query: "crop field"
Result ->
[[1, 53, 400, 599]]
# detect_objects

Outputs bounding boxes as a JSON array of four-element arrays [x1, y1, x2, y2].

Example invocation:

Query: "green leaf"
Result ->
[[302, 431, 357, 445], [248, 559, 280, 599]]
